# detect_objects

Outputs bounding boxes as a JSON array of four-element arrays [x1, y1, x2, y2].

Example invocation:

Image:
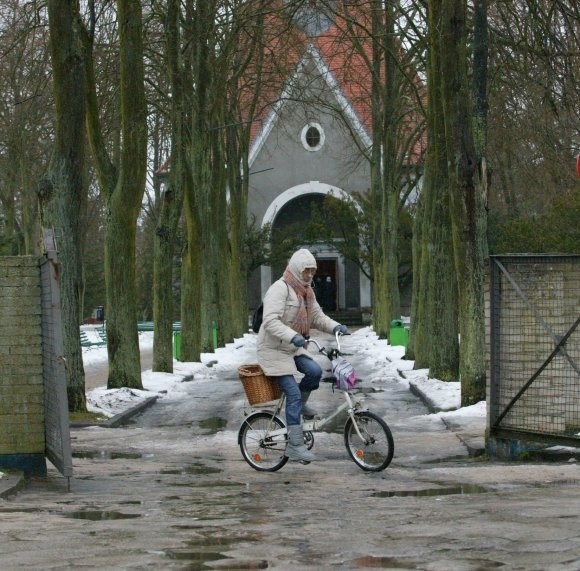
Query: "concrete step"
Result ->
[[326, 310, 366, 326]]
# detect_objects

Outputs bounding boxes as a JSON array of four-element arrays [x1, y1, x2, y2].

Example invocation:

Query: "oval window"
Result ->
[[301, 122, 325, 152], [306, 126, 320, 148]]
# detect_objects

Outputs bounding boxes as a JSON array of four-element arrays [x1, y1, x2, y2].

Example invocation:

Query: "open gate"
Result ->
[[488, 254, 580, 450]]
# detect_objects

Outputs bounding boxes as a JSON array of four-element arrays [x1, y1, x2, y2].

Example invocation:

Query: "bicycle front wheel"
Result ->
[[344, 411, 394, 471], [238, 412, 288, 472]]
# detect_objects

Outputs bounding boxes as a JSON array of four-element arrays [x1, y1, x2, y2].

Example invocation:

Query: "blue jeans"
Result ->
[[274, 355, 323, 426]]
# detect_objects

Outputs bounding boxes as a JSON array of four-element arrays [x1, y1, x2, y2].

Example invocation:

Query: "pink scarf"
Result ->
[[283, 269, 315, 336]]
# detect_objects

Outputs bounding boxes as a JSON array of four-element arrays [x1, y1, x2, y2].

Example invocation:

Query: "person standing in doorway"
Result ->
[[324, 276, 337, 311], [256, 248, 348, 462]]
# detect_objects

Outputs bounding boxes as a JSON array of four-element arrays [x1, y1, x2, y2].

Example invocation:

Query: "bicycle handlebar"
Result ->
[[306, 331, 349, 357]]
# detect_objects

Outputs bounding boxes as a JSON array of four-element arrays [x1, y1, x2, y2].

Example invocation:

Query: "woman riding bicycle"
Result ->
[[256, 248, 347, 462]]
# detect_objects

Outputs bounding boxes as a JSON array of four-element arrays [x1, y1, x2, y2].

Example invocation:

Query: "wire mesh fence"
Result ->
[[488, 255, 580, 446]]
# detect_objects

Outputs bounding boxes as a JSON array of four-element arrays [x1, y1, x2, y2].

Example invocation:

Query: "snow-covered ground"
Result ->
[[82, 326, 486, 430]]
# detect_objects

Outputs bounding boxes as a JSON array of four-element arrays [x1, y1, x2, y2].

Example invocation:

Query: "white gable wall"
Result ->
[[247, 55, 372, 310]]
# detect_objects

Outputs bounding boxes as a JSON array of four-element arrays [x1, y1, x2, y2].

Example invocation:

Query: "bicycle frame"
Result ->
[[253, 382, 369, 443]]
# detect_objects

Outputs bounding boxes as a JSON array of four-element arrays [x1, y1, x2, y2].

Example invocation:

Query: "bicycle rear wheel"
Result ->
[[344, 411, 394, 471], [238, 412, 288, 472]]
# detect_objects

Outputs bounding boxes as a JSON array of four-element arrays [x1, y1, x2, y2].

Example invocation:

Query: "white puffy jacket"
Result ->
[[256, 277, 339, 377]]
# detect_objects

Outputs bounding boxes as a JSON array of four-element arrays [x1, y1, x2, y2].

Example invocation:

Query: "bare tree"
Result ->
[[0, 1, 52, 255], [410, 0, 459, 379], [441, 0, 488, 403], [44, 0, 88, 411], [307, 0, 427, 338], [150, 0, 186, 372], [81, 0, 148, 389], [163, 0, 277, 361], [487, 0, 579, 219]]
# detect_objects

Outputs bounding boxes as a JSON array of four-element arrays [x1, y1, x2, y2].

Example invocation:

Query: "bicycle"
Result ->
[[238, 332, 394, 472]]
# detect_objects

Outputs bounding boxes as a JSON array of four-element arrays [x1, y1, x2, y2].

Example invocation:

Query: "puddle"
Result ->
[[0, 506, 142, 521], [424, 455, 470, 464], [533, 479, 580, 489], [72, 450, 145, 460], [198, 417, 227, 433], [351, 555, 418, 568], [183, 463, 222, 475], [184, 533, 263, 547], [160, 464, 222, 476], [530, 449, 580, 462], [172, 480, 245, 489], [164, 533, 266, 568], [351, 555, 504, 569], [164, 550, 230, 564], [65, 510, 141, 520], [371, 483, 488, 497]]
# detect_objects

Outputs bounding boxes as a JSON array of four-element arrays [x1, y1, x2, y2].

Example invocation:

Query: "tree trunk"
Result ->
[[180, 0, 224, 356], [369, 0, 389, 339], [180, 197, 203, 362], [440, 0, 487, 403], [369, 0, 406, 338], [152, 0, 185, 372], [46, 0, 87, 412], [407, 190, 424, 360], [414, 0, 459, 378], [226, 133, 251, 335], [382, 0, 402, 332], [104, 203, 142, 387], [104, 0, 147, 389], [224, 3, 266, 339], [82, 0, 147, 389]]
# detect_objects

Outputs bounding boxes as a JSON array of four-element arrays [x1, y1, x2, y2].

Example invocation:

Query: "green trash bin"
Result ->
[[173, 331, 181, 361], [389, 318, 408, 348]]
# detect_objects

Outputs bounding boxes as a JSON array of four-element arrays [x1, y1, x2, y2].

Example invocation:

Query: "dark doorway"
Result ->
[[314, 258, 338, 311]]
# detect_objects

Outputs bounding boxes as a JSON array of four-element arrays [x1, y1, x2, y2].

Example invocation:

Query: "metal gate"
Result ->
[[488, 254, 580, 448], [40, 245, 73, 481]]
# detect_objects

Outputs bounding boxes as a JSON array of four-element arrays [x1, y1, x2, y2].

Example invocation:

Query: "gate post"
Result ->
[[0, 256, 47, 476]]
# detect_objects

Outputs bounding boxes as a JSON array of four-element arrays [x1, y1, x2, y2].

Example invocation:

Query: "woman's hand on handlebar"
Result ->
[[291, 334, 307, 347], [333, 324, 349, 335]]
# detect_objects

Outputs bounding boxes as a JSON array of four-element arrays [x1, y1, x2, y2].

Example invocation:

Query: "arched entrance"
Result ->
[[259, 182, 371, 310]]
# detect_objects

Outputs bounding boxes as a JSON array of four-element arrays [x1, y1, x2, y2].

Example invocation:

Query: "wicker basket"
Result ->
[[238, 364, 282, 405]]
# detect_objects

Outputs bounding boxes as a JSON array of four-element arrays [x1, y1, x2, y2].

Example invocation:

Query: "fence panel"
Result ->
[[40, 251, 73, 479], [489, 255, 580, 447]]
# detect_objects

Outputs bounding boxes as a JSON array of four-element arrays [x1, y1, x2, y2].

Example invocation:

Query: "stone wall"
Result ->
[[0, 256, 45, 473]]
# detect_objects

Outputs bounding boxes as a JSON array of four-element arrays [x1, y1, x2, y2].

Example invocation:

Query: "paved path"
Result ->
[[1, 347, 579, 570], [84, 348, 153, 391]]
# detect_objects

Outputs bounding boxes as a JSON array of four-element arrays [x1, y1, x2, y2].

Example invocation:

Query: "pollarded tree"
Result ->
[[317, 0, 427, 338], [150, 0, 187, 372], [171, 0, 280, 361], [439, 0, 488, 404], [81, 0, 148, 389], [410, 0, 460, 379], [44, 0, 88, 411]]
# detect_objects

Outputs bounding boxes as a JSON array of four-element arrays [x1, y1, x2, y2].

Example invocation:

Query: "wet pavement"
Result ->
[[1, 338, 579, 570]]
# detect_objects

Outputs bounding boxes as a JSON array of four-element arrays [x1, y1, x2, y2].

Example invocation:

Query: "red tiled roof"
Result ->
[[313, 12, 374, 136], [158, 2, 425, 173], [243, 2, 425, 162]]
